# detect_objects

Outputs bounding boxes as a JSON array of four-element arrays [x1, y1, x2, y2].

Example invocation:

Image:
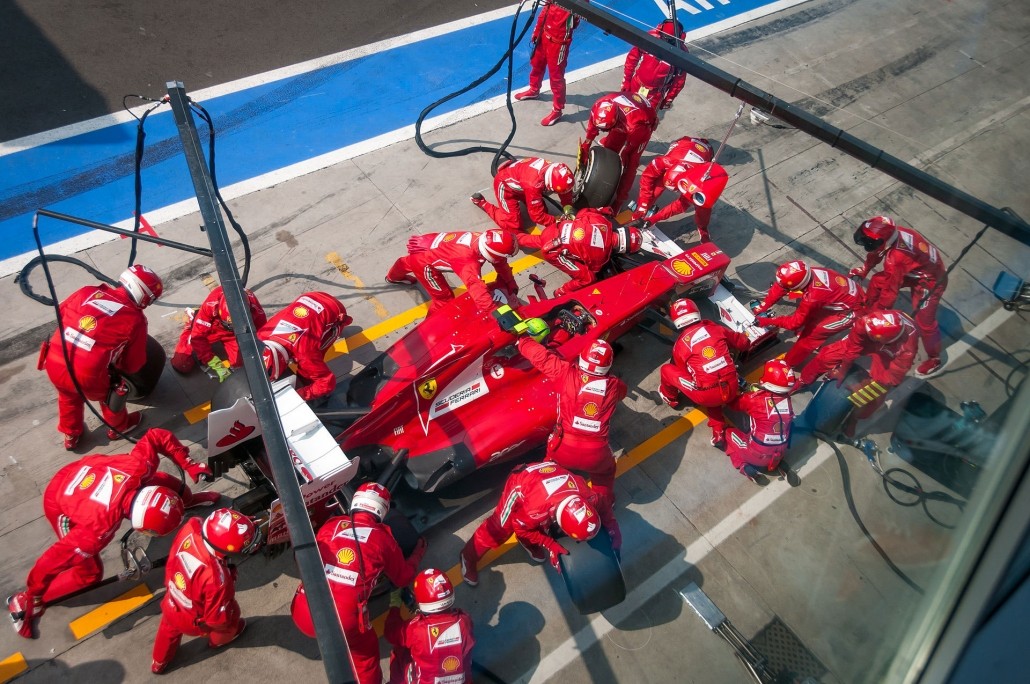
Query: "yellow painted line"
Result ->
[[68, 583, 154, 640], [185, 401, 213, 424], [0, 653, 27, 683], [326, 252, 391, 320]]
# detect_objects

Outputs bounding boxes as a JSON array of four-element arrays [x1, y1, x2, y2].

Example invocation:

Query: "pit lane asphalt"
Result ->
[[1, 0, 1029, 682]]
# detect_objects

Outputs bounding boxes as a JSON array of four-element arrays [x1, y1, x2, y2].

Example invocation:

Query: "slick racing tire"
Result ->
[[121, 335, 166, 400], [793, 367, 871, 436], [574, 146, 621, 209], [558, 531, 626, 614]]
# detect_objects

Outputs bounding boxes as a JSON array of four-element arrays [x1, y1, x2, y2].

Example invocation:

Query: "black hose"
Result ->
[[414, 0, 540, 177]]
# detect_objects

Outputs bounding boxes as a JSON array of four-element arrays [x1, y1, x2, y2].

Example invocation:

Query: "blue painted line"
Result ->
[[0, 0, 788, 263]]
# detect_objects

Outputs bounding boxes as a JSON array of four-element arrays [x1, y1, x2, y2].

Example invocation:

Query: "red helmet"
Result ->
[[614, 225, 642, 254], [478, 230, 518, 262], [591, 100, 618, 131], [313, 293, 352, 348], [670, 298, 701, 329], [578, 339, 613, 375], [413, 568, 455, 614], [119, 264, 163, 308], [854, 216, 898, 252], [544, 162, 574, 195], [774, 260, 812, 291], [555, 495, 600, 541], [351, 482, 391, 520], [860, 310, 906, 343], [657, 19, 686, 41], [217, 289, 261, 330], [130, 485, 185, 536], [760, 359, 798, 394], [201, 508, 258, 556]]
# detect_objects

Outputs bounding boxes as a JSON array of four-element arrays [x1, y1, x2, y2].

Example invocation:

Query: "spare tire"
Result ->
[[122, 335, 166, 400], [557, 529, 626, 614], [574, 146, 622, 209]]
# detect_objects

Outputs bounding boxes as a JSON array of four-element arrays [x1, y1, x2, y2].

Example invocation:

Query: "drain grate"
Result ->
[[750, 617, 827, 683]]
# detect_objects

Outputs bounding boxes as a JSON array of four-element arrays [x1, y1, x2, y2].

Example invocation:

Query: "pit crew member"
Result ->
[[41, 264, 162, 450], [460, 461, 621, 587], [8, 428, 215, 639], [170, 285, 267, 382], [721, 359, 797, 483], [580, 92, 659, 211], [290, 483, 427, 684], [518, 208, 642, 297], [384, 568, 476, 684], [150, 508, 258, 674], [799, 309, 919, 439], [630, 136, 720, 242], [850, 216, 948, 378], [513, 0, 586, 126], [751, 260, 865, 368], [258, 291, 352, 403], [621, 19, 688, 111], [658, 298, 751, 447], [386, 229, 520, 315], [471, 157, 575, 234]]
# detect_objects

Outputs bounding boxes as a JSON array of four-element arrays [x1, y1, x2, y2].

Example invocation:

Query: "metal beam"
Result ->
[[552, 0, 1030, 243], [165, 82, 356, 684]]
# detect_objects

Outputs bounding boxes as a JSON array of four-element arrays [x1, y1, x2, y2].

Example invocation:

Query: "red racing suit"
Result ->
[[387, 231, 519, 315], [858, 226, 947, 360], [151, 518, 244, 669], [26, 429, 197, 603], [621, 28, 687, 110], [384, 607, 476, 684], [42, 284, 148, 439], [659, 321, 750, 439], [632, 136, 717, 239], [753, 267, 865, 368], [724, 388, 795, 473], [517, 337, 626, 506], [479, 158, 576, 233], [463, 461, 621, 567], [583, 93, 659, 210], [172, 286, 267, 371], [800, 310, 918, 434], [290, 513, 425, 684], [258, 291, 350, 402], [518, 208, 617, 296], [525, 1, 582, 111]]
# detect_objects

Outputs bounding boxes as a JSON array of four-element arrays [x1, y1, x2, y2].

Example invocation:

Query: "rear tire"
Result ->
[[575, 146, 621, 209], [122, 335, 166, 400]]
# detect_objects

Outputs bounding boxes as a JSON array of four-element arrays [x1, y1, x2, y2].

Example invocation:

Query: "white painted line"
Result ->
[[515, 304, 1015, 684]]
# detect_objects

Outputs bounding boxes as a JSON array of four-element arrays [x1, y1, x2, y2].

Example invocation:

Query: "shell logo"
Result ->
[[441, 656, 461, 673], [293, 306, 310, 318], [336, 548, 356, 565], [79, 472, 96, 489], [174, 572, 186, 591], [583, 402, 599, 417], [671, 259, 694, 277], [701, 346, 717, 360], [835, 276, 848, 286], [539, 466, 556, 474], [78, 316, 97, 332], [917, 242, 929, 253], [444, 233, 457, 241], [572, 227, 586, 241]]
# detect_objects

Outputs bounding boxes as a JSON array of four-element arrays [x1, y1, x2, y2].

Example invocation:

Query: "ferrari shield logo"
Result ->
[[418, 378, 438, 400], [431, 626, 440, 639]]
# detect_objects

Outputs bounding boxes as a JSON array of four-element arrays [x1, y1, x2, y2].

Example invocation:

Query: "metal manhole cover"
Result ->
[[750, 617, 827, 683]]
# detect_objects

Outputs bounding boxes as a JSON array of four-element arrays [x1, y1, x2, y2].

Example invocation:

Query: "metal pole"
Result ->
[[35, 208, 212, 256], [165, 82, 356, 684], [552, 0, 1030, 244]]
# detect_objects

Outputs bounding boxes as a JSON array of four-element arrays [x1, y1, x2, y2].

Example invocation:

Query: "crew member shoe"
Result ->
[[209, 618, 247, 649], [460, 548, 479, 587], [656, 392, 682, 410], [915, 357, 943, 378], [540, 109, 562, 126], [385, 274, 416, 285], [470, 192, 487, 209], [63, 434, 81, 451], [514, 89, 540, 101], [519, 540, 547, 564], [711, 433, 727, 450], [151, 660, 170, 675], [107, 411, 143, 441], [741, 464, 768, 486]]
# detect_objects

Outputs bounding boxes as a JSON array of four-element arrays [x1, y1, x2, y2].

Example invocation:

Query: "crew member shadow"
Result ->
[[17, 658, 126, 684]]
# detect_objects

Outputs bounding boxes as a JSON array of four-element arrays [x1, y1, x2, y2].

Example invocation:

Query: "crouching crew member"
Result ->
[[658, 298, 750, 448], [150, 508, 258, 674], [460, 461, 621, 587], [171, 285, 267, 381], [384, 568, 476, 684], [290, 483, 427, 684], [721, 359, 797, 483]]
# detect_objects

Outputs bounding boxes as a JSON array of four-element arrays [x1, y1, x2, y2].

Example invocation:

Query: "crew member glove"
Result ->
[[548, 545, 568, 572], [410, 536, 428, 565], [631, 206, 649, 220], [561, 205, 575, 220], [849, 267, 867, 279], [660, 100, 673, 110], [207, 356, 232, 383], [388, 590, 403, 609], [755, 316, 773, 328], [184, 459, 213, 484]]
